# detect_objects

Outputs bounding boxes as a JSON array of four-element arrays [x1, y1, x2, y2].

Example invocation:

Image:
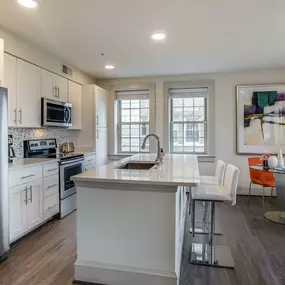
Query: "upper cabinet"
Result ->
[[95, 86, 107, 128], [4, 53, 17, 127], [17, 59, 41, 128], [68, 81, 82, 130], [42, 69, 67, 102], [0, 38, 4, 87]]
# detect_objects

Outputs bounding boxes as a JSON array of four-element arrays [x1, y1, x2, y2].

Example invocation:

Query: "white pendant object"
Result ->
[[278, 149, 285, 168], [268, 156, 278, 169]]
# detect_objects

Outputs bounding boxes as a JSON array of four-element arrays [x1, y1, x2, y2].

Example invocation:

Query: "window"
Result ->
[[116, 90, 150, 153], [170, 88, 208, 153]]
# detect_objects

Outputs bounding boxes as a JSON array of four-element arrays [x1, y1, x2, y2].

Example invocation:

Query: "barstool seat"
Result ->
[[191, 184, 232, 202], [189, 160, 226, 236], [190, 164, 240, 269]]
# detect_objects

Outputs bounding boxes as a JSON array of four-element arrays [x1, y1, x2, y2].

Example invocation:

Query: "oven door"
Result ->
[[60, 158, 84, 199], [42, 98, 72, 127]]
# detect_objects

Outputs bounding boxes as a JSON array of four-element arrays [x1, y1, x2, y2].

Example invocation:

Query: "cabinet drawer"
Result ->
[[43, 174, 59, 198], [84, 154, 96, 166], [9, 166, 42, 187], [43, 163, 59, 177], [44, 193, 59, 221], [84, 164, 96, 172]]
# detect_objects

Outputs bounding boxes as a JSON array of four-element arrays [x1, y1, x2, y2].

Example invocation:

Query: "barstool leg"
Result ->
[[191, 201, 235, 268], [248, 182, 252, 204], [262, 186, 265, 209], [192, 200, 195, 238]]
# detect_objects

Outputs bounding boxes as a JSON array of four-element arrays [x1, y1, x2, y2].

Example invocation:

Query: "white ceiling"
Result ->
[[0, 0, 285, 78]]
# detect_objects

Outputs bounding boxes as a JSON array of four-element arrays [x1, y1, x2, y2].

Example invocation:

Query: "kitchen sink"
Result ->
[[117, 162, 156, 170]]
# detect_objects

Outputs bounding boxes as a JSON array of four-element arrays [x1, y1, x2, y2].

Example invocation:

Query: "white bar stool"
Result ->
[[190, 164, 240, 268], [189, 160, 226, 235]]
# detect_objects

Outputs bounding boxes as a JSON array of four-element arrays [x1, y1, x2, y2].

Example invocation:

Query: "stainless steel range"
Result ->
[[24, 139, 84, 218]]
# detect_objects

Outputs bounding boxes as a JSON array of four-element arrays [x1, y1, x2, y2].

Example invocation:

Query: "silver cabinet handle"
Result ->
[[21, 174, 35, 180], [57, 86, 60, 99], [96, 129, 99, 139], [48, 204, 57, 210], [96, 115, 99, 126], [24, 187, 28, 205], [47, 168, 57, 172], [47, 184, 57, 189], [53, 86, 57, 98], [18, 108, 22, 124], [28, 186, 32, 202], [13, 108, 17, 124]]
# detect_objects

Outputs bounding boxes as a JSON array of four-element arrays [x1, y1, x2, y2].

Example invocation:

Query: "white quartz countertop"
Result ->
[[9, 158, 59, 170], [72, 153, 200, 187]]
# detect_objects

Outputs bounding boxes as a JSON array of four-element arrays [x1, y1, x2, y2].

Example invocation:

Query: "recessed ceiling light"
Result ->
[[105, 65, 115, 70], [151, 33, 166, 41], [17, 0, 38, 8]]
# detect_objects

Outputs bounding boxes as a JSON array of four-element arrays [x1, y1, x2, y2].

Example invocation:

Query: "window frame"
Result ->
[[164, 81, 215, 155], [169, 95, 208, 154], [116, 97, 150, 153]]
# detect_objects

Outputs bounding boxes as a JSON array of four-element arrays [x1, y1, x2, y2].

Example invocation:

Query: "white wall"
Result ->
[[98, 68, 285, 194], [0, 26, 95, 85]]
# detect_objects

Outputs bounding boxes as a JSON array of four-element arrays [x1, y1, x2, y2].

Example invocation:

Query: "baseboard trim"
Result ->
[[75, 260, 177, 285]]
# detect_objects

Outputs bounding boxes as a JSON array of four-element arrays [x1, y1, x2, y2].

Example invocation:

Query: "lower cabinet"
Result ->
[[9, 184, 28, 242], [84, 154, 96, 172], [9, 163, 59, 243], [28, 180, 43, 230], [9, 179, 43, 242]]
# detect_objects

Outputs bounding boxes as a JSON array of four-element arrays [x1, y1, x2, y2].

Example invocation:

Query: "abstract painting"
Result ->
[[236, 84, 285, 154]]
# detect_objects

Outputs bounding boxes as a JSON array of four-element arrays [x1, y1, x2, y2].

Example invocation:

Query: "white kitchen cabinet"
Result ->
[[42, 69, 67, 102], [0, 38, 4, 87], [9, 184, 28, 242], [4, 53, 17, 127], [95, 85, 107, 128], [56, 75, 68, 101], [81, 85, 107, 166], [96, 128, 107, 166], [17, 59, 41, 128], [9, 180, 43, 242], [27, 179, 43, 230], [68, 80, 82, 130]]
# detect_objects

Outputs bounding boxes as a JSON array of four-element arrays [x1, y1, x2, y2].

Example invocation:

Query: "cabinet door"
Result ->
[[4, 54, 17, 127], [42, 69, 56, 100], [0, 38, 3, 87], [68, 81, 82, 130], [9, 184, 28, 242], [95, 86, 107, 128], [56, 75, 68, 102], [17, 59, 41, 128], [96, 128, 107, 166], [27, 179, 43, 231]]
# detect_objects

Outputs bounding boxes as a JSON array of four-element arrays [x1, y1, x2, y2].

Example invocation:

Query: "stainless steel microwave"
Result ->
[[41, 98, 72, 127]]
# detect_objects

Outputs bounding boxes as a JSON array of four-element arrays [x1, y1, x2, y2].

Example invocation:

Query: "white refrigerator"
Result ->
[[81, 85, 108, 166]]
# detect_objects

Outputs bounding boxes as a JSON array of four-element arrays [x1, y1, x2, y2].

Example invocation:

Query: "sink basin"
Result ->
[[117, 162, 156, 170]]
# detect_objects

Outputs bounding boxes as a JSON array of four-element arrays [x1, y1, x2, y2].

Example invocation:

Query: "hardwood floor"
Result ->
[[0, 196, 284, 285]]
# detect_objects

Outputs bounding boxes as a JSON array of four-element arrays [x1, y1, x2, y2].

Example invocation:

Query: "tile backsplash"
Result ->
[[9, 127, 69, 158]]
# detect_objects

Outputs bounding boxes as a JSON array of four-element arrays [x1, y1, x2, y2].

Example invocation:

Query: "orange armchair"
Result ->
[[248, 157, 275, 208]]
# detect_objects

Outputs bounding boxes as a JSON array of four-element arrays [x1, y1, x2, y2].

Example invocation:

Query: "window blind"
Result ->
[[169, 87, 208, 99], [116, 90, 149, 100]]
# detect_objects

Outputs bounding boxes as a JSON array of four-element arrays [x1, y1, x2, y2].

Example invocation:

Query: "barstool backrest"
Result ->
[[215, 160, 226, 186], [224, 164, 240, 206]]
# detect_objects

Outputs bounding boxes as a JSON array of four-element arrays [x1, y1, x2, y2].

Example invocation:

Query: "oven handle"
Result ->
[[60, 158, 84, 166]]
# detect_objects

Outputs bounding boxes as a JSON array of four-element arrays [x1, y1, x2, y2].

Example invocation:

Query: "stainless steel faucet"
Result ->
[[141, 134, 162, 164]]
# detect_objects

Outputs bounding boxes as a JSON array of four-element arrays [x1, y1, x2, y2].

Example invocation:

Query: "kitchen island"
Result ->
[[72, 154, 200, 285]]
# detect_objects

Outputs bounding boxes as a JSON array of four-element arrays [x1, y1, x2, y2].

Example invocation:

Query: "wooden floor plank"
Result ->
[[0, 196, 284, 285]]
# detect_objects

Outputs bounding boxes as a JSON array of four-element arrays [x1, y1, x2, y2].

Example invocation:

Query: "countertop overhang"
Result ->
[[72, 153, 200, 187]]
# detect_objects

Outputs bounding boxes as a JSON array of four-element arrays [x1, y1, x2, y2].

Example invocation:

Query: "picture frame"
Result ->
[[236, 84, 285, 155]]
